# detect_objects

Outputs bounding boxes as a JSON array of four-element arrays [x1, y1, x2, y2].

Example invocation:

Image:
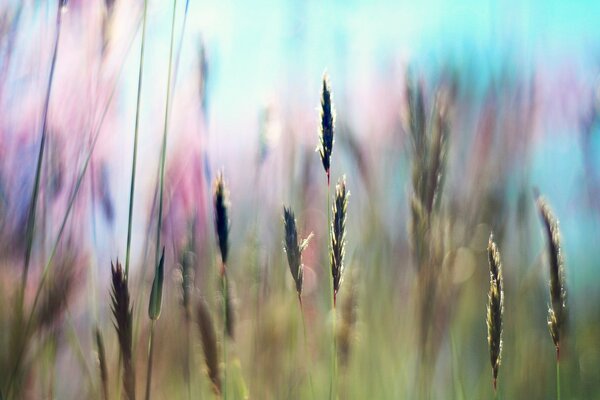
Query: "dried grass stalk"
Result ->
[[111, 260, 135, 400], [330, 176, 349, 306], [486, 233, 504, 391], [196, 298, 221, 396], [536, 196, 567, 358]]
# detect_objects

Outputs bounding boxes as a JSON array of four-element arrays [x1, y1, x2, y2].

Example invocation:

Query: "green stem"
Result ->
[[125, 0, 149, 278], [20, 1, 63, 309], [299, 296, 315, 400], [145, 321, 156, 400], [556, 358, 561, 400], [155, 0, 178, 271], [222, 270, 228, 400]]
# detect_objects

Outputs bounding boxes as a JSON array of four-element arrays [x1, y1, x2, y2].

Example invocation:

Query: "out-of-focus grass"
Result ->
[[1, 1, 600, 399]]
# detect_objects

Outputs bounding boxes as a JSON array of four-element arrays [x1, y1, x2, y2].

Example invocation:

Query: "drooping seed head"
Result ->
[[148, 247, 165, 320], [283, 207, 313, 297], [213, 172, 230, 268], [330, 176, 349, 306], [536, 196, 567, 358], [317, 74, 335, 183], [486, 233, 504, 391]]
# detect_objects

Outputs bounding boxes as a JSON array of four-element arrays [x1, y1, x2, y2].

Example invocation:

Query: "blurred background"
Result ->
[[1, 0, 600, 398]]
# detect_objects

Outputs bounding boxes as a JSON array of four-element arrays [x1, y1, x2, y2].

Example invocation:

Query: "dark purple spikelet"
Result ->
[[110, 260, 135, 400], [283, 207, 313, 299], [213, 172, 230, 268], [317, 74, 334, 183]]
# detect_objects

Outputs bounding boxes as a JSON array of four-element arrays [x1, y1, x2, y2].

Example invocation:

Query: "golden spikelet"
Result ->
[[330, 176, 349, 307], [536, 196, 567, 359], [486, 233, 504, 391]]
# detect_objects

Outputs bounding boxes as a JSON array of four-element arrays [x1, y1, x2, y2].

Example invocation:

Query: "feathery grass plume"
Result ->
[[317, 74, 335, 184], [213, 172, 230, 270], [536, 196, 567, 359], [330, 176, 349, 307], [111, 260, 135, 400], [148, 247, 165, 320], [95, 327, 109, 400], [196, 298, 221, 396], [283, 207, 313, 301], [486, 233, 504, 392]]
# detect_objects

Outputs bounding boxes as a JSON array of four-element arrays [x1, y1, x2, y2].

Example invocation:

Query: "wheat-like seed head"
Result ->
[[317, 74, 335, 183], [110, 260, 135, 400], [331, 176, 349, 306], [196, 298, 221, 395], [213, 172, 230, 269], [486, 233, 504, 391], [283, 207, 313, 299], [536, 196, 567, 358]]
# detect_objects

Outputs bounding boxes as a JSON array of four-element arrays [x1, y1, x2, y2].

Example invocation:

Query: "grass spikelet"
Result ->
[[317, 74, 335, 184], [486, 233, 504, 392], [330, 176, 349, 307], [196, 298, 221, 396], [111, 260, 135, 400], [94, 327, 109, 400], [213, 172, 230, 270], [283, 207, 313, 300], [148, 247, 165, 321], [536, 196, 567, 358]]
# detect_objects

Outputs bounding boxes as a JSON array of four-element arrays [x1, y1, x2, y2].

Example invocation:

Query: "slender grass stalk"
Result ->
[[125, 0, 149, 278], [556, 361, 561, 400], [155, 0, 178, 274], [20, 0, 64, 309], [4, 17, 141, 395], [145, 248, 165, 400]]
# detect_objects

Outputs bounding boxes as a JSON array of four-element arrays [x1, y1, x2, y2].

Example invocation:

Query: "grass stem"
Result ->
[[145, 321, 156, 400], [125, 0, 149, 278]]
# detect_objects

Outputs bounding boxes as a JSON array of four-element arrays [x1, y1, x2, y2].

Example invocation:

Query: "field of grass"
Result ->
[[1, 1, 600, 399]]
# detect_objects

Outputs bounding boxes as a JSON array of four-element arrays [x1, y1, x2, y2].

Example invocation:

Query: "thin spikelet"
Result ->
[[213, 172, 230, 271], [317, 74, 335, 184], [196, 298, 221, 395], [95, 327, 109, 400], [330, 176, 349, 307], [110, 260, 135, 400], [536, 196, 567, 359], [486, 233, 504, 391], [283, 207, 313, 300]]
